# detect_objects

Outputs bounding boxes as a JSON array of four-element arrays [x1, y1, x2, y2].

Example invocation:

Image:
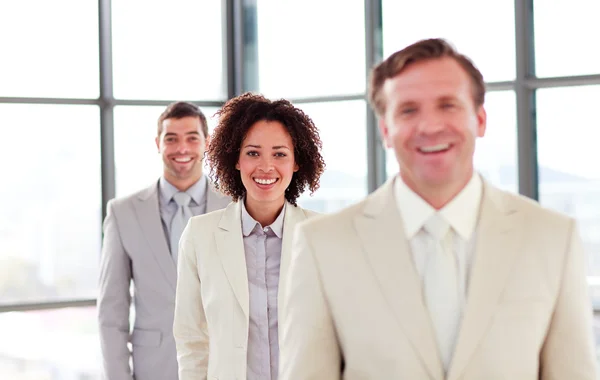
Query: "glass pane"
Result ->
[[256, 0, 366, 98], [534, 0, 600, 77], [537, 86, 600, 307], [0, 307, 101, 379], [112, 0, 226, 100], [0, 0, 99, 98], [382, 0, 516, 82], [296, 100, 368, 213], [473, 91, 518, 192], [386, 91, 518, 193], [595, 313, 600, 369], [114, 105, 220, 198], [0, 105, 101, 305]]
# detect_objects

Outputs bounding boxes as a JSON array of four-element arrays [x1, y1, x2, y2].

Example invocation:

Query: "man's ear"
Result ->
[[378, 118, 393, 148], [476, 105, 487, 138]]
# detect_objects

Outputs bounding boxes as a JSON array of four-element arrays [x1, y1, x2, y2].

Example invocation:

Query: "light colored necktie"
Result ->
[[170, 192, 193, 263], [423, 214, 460, 371]]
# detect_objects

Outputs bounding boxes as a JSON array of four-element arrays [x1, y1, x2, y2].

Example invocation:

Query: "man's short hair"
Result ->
[[368, 38, 485, 116], [157, 101, 209, 138]]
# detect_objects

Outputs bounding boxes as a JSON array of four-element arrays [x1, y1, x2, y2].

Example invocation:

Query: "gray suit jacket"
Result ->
[[98, 180, 231, 380]]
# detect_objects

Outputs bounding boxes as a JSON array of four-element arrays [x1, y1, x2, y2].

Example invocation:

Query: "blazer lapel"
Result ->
[[355, 180, 443, 380], [214, 201, 250, 318], [278, 203, 308, 314], [133, 182, 177, 291], [448, 183, 524, 380]]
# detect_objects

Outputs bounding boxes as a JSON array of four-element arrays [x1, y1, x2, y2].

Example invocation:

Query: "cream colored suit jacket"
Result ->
[[173, 200, 317, 380], [279, 178, 597, 380]]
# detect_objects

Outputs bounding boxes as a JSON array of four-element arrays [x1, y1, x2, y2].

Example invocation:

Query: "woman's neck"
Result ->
[[244, 196, 285, 227]]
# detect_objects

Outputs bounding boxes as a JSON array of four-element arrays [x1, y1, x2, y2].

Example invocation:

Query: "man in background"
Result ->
[[98, 102, 230, 380]]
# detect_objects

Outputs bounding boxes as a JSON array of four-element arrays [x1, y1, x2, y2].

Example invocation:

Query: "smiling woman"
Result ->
[[172, 92, 326, 379], [235, 120, 299, 225], [208, 92, 325, 210]]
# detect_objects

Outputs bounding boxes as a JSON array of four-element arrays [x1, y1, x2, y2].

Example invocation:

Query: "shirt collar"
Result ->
[[393, 173, 483, 240], [241, 199, 286, 238], [159, 175, 208, 206]]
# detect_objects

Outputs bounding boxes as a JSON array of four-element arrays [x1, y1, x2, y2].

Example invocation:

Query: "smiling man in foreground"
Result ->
[[278, 38, 597, 380], [98, 102, 230, 380]]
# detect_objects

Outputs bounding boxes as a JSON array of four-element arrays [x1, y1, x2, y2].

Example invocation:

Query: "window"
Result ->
[[0, 0, 99, 98], [111, 0, 226, 100], [0, 307, 101, 379], [295, 100, 368, 213], [382, 0, 516, 82], [0, 104, 101, 305], [534, 0, 600, 77], [386, 91, 518, 193], [473, 91, 518, 192], [113, 105, 220, 198], [255, 0, 366, 98], [536, 85, 600, 307]]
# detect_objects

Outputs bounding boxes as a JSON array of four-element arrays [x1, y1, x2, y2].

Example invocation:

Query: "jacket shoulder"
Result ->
[[187, 207, 228, 232], [298, 198, 367, 235], [491, 186, 575, 230], [107, 183, 157, 210]]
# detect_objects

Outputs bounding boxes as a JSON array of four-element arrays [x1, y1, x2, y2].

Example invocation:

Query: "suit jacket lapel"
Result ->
[[133, 182, 177, 291], [278, 203, 307, 314], [355, 180, 443, 380], [448, 183, 524, 380], [215, 201, 250, 318]]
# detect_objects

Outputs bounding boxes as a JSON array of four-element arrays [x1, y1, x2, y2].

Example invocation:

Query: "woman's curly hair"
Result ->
[[207, 92, 325, 205]]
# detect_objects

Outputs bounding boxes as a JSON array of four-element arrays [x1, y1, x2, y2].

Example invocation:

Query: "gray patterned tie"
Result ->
[[170, 192, 193, 263]]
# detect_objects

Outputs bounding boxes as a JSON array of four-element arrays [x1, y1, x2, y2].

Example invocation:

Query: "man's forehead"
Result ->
[[162, 117, 202, 132], [385, 57, 469, 87], [384, 79, 467, 100], [383, 73, 471, 104]]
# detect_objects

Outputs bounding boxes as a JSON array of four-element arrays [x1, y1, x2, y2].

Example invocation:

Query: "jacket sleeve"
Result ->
[[540, 220, 598, 379], [279, 222, 342, 380], [173, 219, 210, 380], [98, 200, 134, 380]]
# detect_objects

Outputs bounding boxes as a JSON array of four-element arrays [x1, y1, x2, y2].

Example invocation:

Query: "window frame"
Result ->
[[2, 0, 600, 314]]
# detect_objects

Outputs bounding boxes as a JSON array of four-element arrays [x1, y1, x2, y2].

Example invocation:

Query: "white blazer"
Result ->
[[279, 178, 597, 380], [173, 200, 318, 380]]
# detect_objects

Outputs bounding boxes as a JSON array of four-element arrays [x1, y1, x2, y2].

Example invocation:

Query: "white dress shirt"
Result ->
[[393, 173, 483, 360]]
